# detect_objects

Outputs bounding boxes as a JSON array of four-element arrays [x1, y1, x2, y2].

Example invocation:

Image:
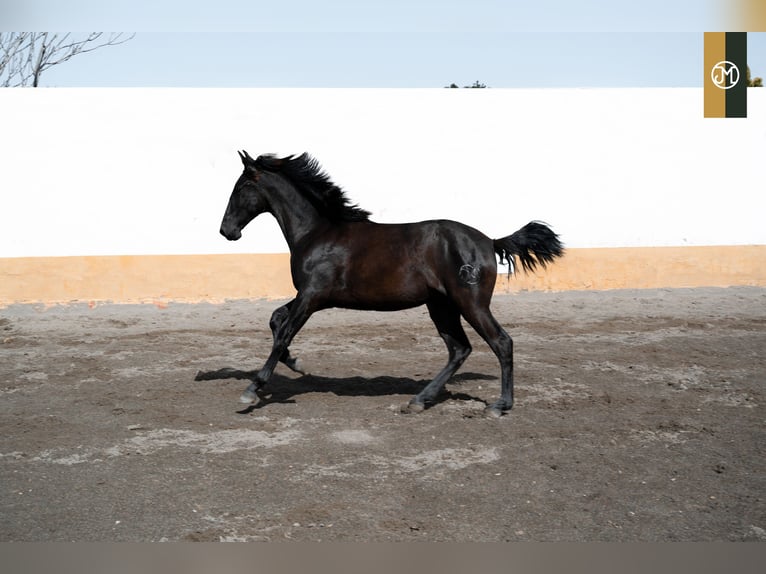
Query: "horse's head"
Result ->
[[219, 150, 269, 241]]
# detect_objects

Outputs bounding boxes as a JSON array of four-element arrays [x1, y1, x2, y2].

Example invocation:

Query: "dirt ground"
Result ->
[[1, 287, 764, 542]]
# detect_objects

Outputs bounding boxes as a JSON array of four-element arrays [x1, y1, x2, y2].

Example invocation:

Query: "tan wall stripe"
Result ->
[[1, 246, 764, 307], [495, 245, 765, 292]]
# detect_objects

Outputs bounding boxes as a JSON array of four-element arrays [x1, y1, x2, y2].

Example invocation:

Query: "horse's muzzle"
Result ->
[[220, 225, 242, 241]]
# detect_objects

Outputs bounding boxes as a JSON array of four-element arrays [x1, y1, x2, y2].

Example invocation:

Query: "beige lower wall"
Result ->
[[495, 245, 766, 292], [1, 246, 764, 306]]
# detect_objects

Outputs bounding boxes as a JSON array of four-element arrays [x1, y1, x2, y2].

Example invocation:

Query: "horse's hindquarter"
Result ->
[[295, 220, 497, 310]]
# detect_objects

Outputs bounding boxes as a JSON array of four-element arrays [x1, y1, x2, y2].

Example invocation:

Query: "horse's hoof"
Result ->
[[483, 406, 504, 418], [239, 388, 261, 405], [401, 401, 425, 414], [291, 358, 308, 375], [282, 357, 308, 375]]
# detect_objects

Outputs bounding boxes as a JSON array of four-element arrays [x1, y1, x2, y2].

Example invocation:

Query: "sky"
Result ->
[[2, 0, 765, 88]]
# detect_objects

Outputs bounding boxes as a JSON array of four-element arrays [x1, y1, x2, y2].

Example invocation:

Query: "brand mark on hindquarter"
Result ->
[[459, 264, 481, 285]]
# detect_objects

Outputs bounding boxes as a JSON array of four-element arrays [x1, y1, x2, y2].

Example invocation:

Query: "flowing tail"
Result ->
[[494, 221, 564, 274]]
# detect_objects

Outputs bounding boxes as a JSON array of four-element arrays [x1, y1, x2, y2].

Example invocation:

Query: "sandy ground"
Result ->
[[1, 287, 764, 541]]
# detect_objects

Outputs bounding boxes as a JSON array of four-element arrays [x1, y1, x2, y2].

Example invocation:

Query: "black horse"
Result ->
[[219, 151, 563, 416]]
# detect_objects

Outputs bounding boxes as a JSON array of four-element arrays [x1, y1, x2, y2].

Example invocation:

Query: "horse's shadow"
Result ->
[[194, 367, 495, 413]]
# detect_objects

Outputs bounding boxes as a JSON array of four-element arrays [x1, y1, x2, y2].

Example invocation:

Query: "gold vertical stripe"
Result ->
[[704, 32, 727, 118]]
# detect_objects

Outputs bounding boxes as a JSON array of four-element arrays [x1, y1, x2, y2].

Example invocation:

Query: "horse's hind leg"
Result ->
[[269, 301, 307, 375], [460, 304, 514, 417], [405, 299, 472, 413]]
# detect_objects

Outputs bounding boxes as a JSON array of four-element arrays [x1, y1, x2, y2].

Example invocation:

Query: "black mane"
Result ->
[[255, 153, 371, 223]]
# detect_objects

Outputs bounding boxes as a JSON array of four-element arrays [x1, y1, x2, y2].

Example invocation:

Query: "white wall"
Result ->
[[1, 88, 764, 258]]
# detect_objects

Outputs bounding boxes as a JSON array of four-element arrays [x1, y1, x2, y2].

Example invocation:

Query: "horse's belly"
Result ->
[[335, 263, 434, 311]]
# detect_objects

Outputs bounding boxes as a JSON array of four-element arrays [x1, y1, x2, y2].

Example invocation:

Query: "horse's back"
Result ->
[[348, 219, 495, 273]]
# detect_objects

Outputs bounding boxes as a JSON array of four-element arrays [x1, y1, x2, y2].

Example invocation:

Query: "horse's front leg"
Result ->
[[240, 296, 314, 404], [270, 301, 308, 375]]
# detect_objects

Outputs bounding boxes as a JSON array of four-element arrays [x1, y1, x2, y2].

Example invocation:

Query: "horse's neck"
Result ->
[[266, 180, 325, 250]]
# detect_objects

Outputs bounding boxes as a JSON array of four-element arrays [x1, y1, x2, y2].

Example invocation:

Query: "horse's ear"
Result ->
[[238, 150, 256, 170]]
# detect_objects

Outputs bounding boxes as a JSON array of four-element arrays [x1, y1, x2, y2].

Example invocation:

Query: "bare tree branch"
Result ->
[[0, 32, 135, 87]]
